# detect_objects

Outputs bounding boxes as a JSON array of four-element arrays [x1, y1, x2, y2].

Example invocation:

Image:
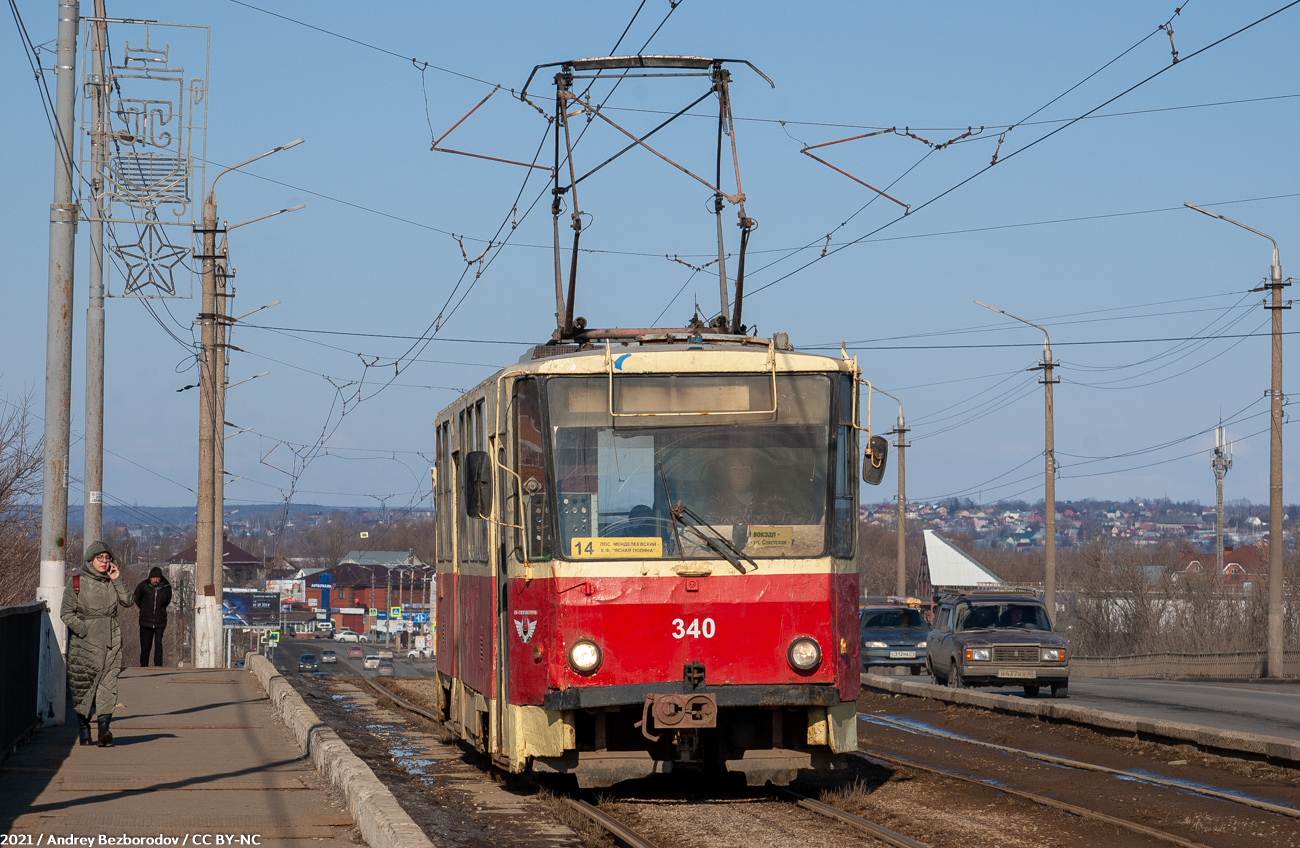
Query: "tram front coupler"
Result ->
[[635, 692, 719, 741]]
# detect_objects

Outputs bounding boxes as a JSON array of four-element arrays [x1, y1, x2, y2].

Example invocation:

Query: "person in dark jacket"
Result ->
[[61, 541, 134, 747], [133, 566, 173, 667]]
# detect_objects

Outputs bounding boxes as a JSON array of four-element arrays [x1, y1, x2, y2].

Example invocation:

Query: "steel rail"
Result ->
[[364, 677, 441, 722], [862, 713, 1300, 820], [855, 749, 1212, 848], [564, 799, 659, 848], [778, 788, 931, 848], [366, 677, 661, 847]]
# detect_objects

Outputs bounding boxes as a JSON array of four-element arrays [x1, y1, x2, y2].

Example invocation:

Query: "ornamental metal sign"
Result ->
[[80, 17, 209, 298]]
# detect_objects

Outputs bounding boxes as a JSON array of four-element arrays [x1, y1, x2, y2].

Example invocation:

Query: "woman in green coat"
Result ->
[[61, 541, 134, 746]]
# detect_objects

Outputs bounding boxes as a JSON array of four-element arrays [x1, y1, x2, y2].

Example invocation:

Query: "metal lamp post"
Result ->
[[1185, 202, 1287, 678]]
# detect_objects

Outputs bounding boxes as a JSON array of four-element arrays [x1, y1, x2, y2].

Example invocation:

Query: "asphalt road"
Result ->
[[1067, 677, 1300, 742], [272, 637, 437, 679]]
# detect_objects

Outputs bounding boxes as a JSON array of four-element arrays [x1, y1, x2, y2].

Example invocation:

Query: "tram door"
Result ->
[[434, 419, 456, 685], [456, 399, 495, 746]]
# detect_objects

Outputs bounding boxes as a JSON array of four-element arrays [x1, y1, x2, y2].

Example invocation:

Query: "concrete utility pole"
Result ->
[[194, 138, 304, 668], [1185, 203, 1287, 677], [84, 0, 108, 546], [1212, 420, 1233, 574], [976, 301, 1058, 622], [37, 0, 81, 727], [194, 186, 219, 667]]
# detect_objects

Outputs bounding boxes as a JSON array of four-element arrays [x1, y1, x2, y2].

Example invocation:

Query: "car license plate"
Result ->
[[997, 669, 1037, 679], [889, 650, 916, 659]]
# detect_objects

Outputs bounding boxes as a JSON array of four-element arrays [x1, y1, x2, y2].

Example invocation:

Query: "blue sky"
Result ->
[[3, 1, 1299, 518]]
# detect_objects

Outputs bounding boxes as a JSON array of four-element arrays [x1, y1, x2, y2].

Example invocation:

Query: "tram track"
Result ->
[[862, 712, 1300, 820], [855, 748, 1211, 848], [366, 677, 931, 848], [855, 691, 1300, 848]]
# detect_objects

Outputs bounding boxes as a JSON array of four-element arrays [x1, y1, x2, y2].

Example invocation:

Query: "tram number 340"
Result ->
[[671, 617, 716, 639]]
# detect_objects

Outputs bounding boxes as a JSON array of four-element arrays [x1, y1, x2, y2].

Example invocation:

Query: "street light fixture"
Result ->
[[975, 300, 1059, 623], [1185, 201, 1287, 678]]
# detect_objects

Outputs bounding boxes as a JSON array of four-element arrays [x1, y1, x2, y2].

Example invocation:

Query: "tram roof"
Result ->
[[434, 335, 860, 422]]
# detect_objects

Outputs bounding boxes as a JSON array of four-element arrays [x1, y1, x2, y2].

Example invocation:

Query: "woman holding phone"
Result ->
[[62, 541, 134, 746]]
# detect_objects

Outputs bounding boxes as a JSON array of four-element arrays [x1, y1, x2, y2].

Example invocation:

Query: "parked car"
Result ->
[[927, 589, 1069, 698], [346, 646, 365, 659], [297, 653, 318, 672], [406, 647, 431, 660], [376, 659, 395, 677], [333, 629, 361, 643], [860, 603, 928, 675], [319, 649, 338, 664], [362, 655, 380, 670]]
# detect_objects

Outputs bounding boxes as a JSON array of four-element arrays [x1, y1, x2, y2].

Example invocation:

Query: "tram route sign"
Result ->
[[570, 537, 663, 559]]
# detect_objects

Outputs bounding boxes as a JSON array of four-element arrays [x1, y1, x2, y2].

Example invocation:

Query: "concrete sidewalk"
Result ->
[[0, 668, 358, 846]]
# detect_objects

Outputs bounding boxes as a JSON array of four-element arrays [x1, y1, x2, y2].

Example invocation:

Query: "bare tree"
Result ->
[[0, 390, 43, 606]]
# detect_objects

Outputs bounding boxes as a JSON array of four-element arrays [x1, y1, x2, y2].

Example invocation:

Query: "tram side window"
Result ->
[[457, 403, 488, 563], [832, 375, 858, 558], [435, 421, 450, 563], [472, 399, 488, 560], [514, 378, 550, 559]]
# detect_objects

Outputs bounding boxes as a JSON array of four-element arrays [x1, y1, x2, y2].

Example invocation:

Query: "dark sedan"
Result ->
[[297, 653, 319, 672], [860, 605, 928, 674]]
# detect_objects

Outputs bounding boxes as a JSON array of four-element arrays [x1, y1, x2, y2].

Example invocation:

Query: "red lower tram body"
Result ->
[[436, 567, 859, 787]]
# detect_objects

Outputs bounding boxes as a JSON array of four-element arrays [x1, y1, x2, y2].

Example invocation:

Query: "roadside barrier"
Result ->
[[0, 601, 44, 761]]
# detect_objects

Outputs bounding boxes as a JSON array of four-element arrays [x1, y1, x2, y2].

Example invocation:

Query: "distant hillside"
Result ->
[[66, 502, 374, 532]]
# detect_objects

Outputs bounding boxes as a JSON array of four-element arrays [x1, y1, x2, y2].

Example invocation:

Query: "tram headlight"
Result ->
[[788, 637, 821, 671], [567, 639, 602, 674]]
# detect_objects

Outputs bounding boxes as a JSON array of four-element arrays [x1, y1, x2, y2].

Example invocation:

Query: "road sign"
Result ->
[[369, 608, 378, 617], [268, 631, 280, 643], [390, 606, 401, 618], [376, 611, 387, 621], [410, 613, 428, 624]]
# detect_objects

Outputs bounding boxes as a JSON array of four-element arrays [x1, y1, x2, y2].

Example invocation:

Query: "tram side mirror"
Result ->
[[862, 436, 889, 486], [464, 451, 492, 518]]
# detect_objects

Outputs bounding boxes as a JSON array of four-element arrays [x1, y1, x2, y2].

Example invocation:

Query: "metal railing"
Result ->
[[1073, 650, 1300, 679], [0, 602, 44, 759]]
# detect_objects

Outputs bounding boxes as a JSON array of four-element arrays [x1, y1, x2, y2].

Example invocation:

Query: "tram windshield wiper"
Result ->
[[658, 460, 756, 574], [670, 501, 758, 574]]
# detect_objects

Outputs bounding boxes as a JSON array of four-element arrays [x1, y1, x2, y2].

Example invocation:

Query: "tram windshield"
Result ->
[[543, 374, 847, 560]]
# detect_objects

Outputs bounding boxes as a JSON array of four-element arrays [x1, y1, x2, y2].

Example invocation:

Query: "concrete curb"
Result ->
[[247, 653, 435, 848], [861, 672, 1300, 765]]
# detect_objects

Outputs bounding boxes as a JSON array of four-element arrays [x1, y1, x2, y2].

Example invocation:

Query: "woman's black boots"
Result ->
[[96, 715, 114, 747], [77, 715, 93, 746]]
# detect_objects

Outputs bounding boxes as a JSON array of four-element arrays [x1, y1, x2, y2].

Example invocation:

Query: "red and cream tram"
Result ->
[[432, 334, 886, 786], [430, 55, 888, 786]]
